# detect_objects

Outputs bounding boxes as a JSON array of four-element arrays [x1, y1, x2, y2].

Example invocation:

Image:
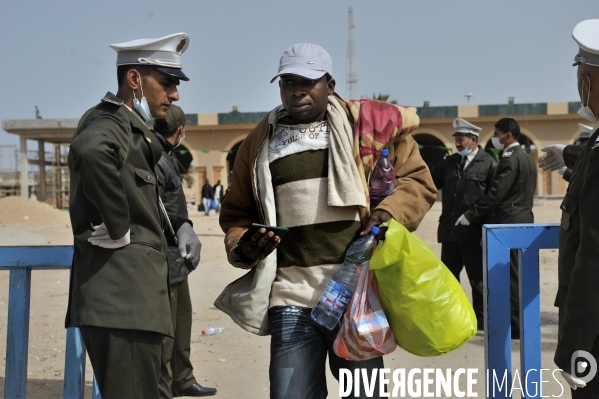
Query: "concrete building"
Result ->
[[2, 100, 588, 205]]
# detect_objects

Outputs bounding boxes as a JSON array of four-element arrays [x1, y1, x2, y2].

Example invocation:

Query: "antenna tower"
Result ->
[[346, 7, 358, 100]]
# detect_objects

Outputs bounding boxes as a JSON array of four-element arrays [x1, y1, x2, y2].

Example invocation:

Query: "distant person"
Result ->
[[559, 123, 592, 182], [66, 33, 190, 398], [212, 180, 224, 214], [217, 42, 437, 398], [201, 180, 214, 216], [153, 105, 216, 397], [430, 118, 497, 330], [456, 117, 537, 339], [539, 19, 599, 395]]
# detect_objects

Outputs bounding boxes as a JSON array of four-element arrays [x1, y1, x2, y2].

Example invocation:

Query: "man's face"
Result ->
[[135, 69, 180, 119], [493, 127, 509, 145], [279, 75, 335, 124], [454, 135, 475, 152]]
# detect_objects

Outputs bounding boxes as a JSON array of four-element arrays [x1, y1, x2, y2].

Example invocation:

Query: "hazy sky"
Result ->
[[0, 0, 596, 147]]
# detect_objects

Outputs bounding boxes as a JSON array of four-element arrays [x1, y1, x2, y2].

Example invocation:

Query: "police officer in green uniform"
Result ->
[[456, 117, 537, 339], [153, 105, 217, 397], [539, 19, 599, 397], [66, 33, 191, 399]]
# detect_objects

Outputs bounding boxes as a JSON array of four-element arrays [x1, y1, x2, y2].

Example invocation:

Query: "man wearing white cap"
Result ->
[[218, 43, 437, 398], [430, 118, 497, 330], [66, 33, 190, 399], [545, 20, 599, 396]]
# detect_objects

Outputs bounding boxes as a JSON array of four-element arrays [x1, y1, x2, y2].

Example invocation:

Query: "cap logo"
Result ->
[[307, 61, 314, 64], [176, 39, 186, 53]]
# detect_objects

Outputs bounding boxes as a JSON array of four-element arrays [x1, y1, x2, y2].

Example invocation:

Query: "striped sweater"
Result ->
[[268, 120, 361, 308]]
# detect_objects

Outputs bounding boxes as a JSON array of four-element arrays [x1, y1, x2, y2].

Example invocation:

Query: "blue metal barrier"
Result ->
[[483, 223, 560, 398], [0, 246, 100, 399]]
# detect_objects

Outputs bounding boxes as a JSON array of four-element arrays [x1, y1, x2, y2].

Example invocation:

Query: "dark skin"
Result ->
[[116, 68, 181, 120], [237, 74, 392, 262]]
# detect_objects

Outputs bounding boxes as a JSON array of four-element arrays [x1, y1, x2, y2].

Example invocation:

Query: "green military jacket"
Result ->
[[555, 123, 599, 380], [65, 92, 173, 336], [463, 145, 536, 224]]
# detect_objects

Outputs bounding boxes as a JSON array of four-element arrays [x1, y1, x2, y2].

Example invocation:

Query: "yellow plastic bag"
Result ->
[[369, 219, 477, 356]]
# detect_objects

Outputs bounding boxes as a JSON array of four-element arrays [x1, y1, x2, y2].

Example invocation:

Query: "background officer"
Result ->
[[456, 117, 537, 339], [67, 33, 190, 399], [153, 105, 216, 397], [431, 118, 497, 329], [543, 19, 599, 396]]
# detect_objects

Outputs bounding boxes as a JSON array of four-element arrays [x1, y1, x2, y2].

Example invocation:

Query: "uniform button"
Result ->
[[454, 194, 457, 197], [146, 250, 150, 255], [146, 176, 150, 180]]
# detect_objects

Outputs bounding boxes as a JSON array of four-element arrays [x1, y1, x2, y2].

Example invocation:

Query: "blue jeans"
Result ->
[[202, 198, 211, 216], [269, 306, 384, 399]]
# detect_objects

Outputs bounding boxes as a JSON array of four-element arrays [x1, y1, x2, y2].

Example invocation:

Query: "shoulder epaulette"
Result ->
[[101, 95, 124, 106]]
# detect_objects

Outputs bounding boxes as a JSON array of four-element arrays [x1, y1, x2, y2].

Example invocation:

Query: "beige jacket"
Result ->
[[216, 97, 438, 335]]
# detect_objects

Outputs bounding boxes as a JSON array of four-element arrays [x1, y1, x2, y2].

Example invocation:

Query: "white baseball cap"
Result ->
[[270, 43, 333, 83]]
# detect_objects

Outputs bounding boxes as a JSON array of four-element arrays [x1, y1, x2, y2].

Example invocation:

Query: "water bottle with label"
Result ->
[[311, 225, 380, 329], [370, 148, 395, 210]]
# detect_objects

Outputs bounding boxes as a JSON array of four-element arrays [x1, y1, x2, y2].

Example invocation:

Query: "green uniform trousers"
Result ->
[[162, 279, 197, 392], [79, 326, 172, 399]]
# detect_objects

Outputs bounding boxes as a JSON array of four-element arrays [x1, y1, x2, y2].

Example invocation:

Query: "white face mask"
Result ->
[[578, 74, 597, 123], [491, 136, 504, 150], [457, 137, 473, 157], [133, 76, 153, 122], [174, 130, 185, 148]]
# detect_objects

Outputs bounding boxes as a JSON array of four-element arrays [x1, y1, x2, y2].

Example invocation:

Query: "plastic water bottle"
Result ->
[[201, 327, 224, 336], [311, 226, 380, 329], [370, 148, 395, 210]]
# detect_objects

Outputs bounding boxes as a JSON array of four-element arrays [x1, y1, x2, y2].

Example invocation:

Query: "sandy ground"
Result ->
[[0, 197, 568, 398]]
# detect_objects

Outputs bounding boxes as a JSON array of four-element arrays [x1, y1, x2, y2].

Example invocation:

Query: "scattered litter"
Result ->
[[218, 359, 226, 362]]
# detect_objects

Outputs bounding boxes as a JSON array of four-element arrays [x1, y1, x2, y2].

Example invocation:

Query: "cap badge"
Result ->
[[307, 61, 314, 64], [176, 39, 186, 53]]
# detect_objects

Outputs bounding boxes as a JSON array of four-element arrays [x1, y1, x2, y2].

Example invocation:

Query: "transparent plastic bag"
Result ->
[[333, 262, 397, 361]]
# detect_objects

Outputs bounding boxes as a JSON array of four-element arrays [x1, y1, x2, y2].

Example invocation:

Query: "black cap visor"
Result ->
[[152, 66, 189, 81]]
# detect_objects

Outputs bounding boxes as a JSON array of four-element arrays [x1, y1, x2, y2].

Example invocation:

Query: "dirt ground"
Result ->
[[0, 197, 568, 398]]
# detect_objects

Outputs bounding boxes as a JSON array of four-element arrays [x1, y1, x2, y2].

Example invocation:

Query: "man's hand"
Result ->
[[560, 370, 586, 390], [538, 144, 566, 171], [176, 222, 201, 270], [361, 210, 392, 236], [455, 214, 470, 226], [236, 227, 281, 262], [88, 223, 130, 249]]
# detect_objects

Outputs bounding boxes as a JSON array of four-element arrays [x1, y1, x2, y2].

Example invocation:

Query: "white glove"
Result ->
[[560, 370, 586, 390], [88, 223, 130, 249], [176, 222, 201, 270], [558, 166, 567, 176], [538, 144, 566, 171], [455, 214, 470, 226]]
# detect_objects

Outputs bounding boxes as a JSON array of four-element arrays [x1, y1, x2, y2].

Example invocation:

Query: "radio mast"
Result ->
[[346, 7, 358, 100]]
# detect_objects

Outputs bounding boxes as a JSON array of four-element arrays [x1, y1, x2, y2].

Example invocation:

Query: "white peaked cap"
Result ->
[[573, 20, 599, 67], [110, 33, 189, 80], [452, 118, 482, 137]]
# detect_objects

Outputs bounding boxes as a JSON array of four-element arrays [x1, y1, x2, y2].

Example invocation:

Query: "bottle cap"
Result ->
[[381, 148, 389, 156], [370, 225, 380, 235]]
